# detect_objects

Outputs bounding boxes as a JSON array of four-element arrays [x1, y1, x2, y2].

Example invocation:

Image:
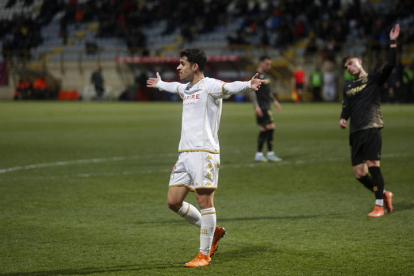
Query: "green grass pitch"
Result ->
[[0, 101, 413, 276]]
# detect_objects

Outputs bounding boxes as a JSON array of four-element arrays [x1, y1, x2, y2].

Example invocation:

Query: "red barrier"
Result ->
[[115, 55, 241, 64], [58, 90, 79, 100]]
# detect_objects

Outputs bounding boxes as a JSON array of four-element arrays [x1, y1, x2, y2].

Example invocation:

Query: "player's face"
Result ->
[[177, 56, 195, 81], [260, 59, 272, 72], [344, 58, 363, 76]]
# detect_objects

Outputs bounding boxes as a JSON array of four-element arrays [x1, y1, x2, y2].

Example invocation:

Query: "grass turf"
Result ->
[[0, 101, 413, 276]]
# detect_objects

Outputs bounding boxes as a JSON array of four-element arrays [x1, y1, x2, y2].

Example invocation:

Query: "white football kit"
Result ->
[[157, 77, 252, 190]]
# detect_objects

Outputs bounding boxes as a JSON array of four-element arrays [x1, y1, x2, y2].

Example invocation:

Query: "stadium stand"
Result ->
[[0, 0, 413, 101]]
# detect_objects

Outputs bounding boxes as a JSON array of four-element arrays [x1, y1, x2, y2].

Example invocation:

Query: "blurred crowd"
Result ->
[[1, 0, 414, 103], [2, 0, 414, 59]]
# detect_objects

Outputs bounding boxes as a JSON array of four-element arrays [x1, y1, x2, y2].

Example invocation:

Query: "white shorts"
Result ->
[[169, 152, 220, 192]]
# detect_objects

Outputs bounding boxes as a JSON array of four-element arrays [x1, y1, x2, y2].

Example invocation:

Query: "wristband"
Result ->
[[390, 40, 396, 45]]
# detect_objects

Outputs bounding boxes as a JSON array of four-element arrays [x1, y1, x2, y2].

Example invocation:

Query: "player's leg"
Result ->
[[185, 153, 223, 267], [168, 153, 202, 226], [367, 160, 393, 213], [353, 162, 384, 217], [255, 122, 268, 162], [351, 130, 384, 217], [265, 122, 282, 162], [196, 189, 216, 250], [187, 189, 216, 266], [366, 129, 392, 215], [353, 162, 374, 191], [167, 186, 201, 227]]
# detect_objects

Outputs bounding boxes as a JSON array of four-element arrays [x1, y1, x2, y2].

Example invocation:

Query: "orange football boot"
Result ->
[[368, 205, 385, 217], [209, 226, 226, 257], [184, 252, 211, 267], [383, 190, 394, 213]]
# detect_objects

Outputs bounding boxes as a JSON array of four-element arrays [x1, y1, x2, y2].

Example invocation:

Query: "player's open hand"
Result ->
[[147, 72, 162, 88], [390, 24, 400, 40], [255, 106, 263, 117], [339, 118, 347, 129], [250, 73, 265, 91], [274, 100, 281, 112]]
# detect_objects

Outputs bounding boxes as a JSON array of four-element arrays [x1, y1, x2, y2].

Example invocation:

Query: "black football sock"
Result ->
[[356, 174, 374, 192], [257, 131, 266, 152], [266, 129, 274, 152], [368, 166, 385, 200]]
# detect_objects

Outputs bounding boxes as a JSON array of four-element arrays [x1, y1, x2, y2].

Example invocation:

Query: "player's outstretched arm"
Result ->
[[147, 72, 182, 93], [222, 75, 263, 96], [146, 72, 162, 88]]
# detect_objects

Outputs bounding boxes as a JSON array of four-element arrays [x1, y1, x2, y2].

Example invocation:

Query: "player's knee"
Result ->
[[167, 199, 182, 212], [354, 169, 366, 179]]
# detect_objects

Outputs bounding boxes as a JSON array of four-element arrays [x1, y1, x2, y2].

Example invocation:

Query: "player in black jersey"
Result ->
[[339, 24, 400, 218], [252, 56, 282, 162]]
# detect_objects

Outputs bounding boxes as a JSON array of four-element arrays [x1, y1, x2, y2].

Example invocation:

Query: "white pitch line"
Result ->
[[0, 153, 177, 175], [1, 153, 411, 181]]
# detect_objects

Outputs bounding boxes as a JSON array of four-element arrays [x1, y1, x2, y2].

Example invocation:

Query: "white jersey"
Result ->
[[157, 77, 252, 153]]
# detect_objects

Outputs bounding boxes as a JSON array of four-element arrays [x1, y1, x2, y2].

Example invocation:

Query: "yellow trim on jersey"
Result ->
[[176, 85, 183, 100], [221, 83, 227, 95], [178, 149, 220, 154], [181, 203, 191, 217], [201, 211, 216, 216], [169, 184, 195, 192]]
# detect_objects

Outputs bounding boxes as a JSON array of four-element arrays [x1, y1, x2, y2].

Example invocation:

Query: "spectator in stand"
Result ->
[[323, 68, 337, 102], [90, 66, 105, 101], [402, 63, 414, 103], [310, 66, 323, 102], [292, 65, 306, 102], [14, 78, 32, 100], [33, 77, 47, 99]]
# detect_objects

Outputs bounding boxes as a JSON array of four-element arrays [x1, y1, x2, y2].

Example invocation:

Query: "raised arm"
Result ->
[[223, 73, 265, 95], [147, 72, 182, 93], [378, 24, 400, 86]]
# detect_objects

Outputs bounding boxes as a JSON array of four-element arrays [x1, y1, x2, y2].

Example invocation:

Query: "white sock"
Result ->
[[375, 199, 384, 207], [176, 202, 201, 227], [200, 207, 216, 255], [267, 151, 274, 156], [255, 152, 264, 157]]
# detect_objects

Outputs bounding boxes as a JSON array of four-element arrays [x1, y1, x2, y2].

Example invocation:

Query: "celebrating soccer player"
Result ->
[[147, 49, 264, 267], [339, 24, 400, 217]]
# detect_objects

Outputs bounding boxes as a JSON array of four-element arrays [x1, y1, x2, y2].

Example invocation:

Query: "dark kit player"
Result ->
[[339, 24, 400, 217], [252, 55, 282, 162]]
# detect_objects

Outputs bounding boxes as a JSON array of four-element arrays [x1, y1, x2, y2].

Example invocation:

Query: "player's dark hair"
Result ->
[[342, 55, 358, 68], [180, 48, 207, 72], [259, 55, 271, 62]]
